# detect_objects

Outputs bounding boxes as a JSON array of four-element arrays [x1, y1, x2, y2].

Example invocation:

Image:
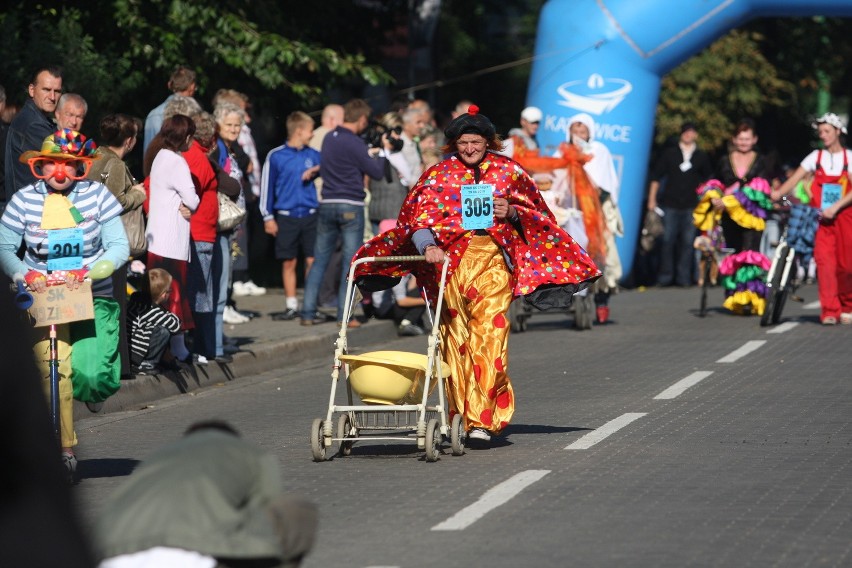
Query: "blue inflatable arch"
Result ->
[[527, 0, 852, 276]]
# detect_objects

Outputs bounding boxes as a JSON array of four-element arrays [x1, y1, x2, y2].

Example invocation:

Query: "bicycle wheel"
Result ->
[[698, 254, 712, 317], [771, 254, 796, 324], [760, 244, 787, 327]]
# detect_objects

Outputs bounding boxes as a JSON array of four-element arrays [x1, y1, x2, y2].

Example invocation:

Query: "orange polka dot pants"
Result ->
[[440, 236, 514, 434]]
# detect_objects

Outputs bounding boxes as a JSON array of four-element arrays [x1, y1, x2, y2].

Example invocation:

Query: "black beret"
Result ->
[[444, 105, 496, 140]]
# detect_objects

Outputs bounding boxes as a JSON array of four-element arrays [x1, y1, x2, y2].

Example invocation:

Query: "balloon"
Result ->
[[89, 259, 115, 280]]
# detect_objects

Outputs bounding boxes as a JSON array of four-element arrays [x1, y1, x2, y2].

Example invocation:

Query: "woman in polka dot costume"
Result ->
[[354, 106, 600, 444]]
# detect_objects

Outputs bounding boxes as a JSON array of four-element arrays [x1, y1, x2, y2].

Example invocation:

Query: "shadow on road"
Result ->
[[78, 458, 140, 479]]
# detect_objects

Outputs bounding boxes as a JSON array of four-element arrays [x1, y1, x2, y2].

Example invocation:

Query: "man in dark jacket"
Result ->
[[4, 66, 62, 201], [300, 98, 391, 326], [646, 122, 713, 286]]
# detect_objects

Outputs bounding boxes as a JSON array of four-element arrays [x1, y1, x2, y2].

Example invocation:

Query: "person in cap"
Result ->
[[508, 106, 542, 151], [648, 121, 714, 287], [352, 105, 600, 445], [0, 129, 130, 481], [772, 112, 852, 325]]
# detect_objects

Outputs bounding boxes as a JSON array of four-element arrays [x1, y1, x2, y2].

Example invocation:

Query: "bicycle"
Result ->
[[761, 198, 800, 327], [694, 224, 732, 318]]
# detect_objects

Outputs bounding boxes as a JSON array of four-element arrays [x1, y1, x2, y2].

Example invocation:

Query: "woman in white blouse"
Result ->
[[143, 114, 200, 360]]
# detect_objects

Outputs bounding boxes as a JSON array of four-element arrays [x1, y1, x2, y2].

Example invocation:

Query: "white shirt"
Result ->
[[800, 148, 852, 175]]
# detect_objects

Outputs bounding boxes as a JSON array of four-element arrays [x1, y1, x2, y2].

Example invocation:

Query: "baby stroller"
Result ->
[[309, 255, 465, 462]]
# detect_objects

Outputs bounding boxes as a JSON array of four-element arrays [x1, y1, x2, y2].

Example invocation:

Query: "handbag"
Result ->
[[122, 206, 147, 257], [217, 191, 246, 232]]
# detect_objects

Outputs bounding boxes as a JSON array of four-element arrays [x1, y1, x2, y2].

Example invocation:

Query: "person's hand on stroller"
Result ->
[[424, 244, 445, 264]]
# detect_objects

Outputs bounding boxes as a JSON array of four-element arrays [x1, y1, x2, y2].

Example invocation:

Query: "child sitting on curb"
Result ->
[[127, 268, 181, 374]]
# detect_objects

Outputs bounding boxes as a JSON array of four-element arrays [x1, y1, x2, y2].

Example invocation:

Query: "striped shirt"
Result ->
[[1, 180, 124, 296], [127, 292, 181, 360]]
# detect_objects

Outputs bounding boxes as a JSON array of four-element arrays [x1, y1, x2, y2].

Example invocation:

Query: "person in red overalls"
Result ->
[[772, 113, 852, 325]]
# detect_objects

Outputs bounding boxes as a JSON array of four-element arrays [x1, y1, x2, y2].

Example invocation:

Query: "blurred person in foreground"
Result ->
[[0, 274, 95, 567], [95, 420, 317, 568], [353, 105, 599, 445]]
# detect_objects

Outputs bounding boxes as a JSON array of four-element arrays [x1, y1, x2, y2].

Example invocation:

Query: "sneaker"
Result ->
[[596, 305, 610, 324], [132, 361, 158, 375], [398, 323, 425, 336], [272, 308, 299, 321], [232, 281, 249, 297], [224, 305, 250, 324], [822, 316, 838, 326], [301, 313, 334, 326], [194, 354, 210, 365], [468, 428, 491, 442], [242, 280, 267, 296], [841, 313, 852, 325], [61, 452, 77, 483]]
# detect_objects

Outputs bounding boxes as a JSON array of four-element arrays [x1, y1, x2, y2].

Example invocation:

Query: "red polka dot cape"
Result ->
[[354, 152, 601, 309]]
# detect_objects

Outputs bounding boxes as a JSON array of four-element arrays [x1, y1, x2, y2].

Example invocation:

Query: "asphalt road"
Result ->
[[73, 284, 852, 567]]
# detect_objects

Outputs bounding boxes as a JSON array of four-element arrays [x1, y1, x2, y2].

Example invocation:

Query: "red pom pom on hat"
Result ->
[[468, 104, 479, 116]]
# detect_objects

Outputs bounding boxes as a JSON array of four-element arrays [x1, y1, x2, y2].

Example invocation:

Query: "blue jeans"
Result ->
[[301, 203, 365, 321], [659, 207, 696, 286], [213, 234, 231, 357]]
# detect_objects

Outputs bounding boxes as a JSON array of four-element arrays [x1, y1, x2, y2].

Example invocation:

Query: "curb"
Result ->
[[74, 320, 399, 419]]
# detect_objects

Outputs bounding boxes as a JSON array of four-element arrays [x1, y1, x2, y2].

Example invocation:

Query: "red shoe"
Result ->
[[596, 305, 610, 324]]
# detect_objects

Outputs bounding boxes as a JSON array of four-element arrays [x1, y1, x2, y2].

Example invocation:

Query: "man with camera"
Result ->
[[300, 99, 392, 327]]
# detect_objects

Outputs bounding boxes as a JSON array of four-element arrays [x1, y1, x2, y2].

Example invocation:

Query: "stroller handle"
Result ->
[[354, 255, 430, 264]]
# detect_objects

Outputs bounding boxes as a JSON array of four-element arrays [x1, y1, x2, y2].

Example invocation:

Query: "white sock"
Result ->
[[400, 319, 412, 327], [170, 332, 190, 360], [286, 296, 298, 310]]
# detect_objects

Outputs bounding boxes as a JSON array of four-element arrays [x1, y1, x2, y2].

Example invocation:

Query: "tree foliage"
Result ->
[[655, 30, 793, 151], [0, 1, 392, 133]]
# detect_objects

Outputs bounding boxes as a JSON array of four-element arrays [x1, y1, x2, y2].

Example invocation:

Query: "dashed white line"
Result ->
[[716, 340, 766, 363], [804, 300, 820, 310], [565, 413, 647, 450], [430, 469, 550, 531], [766, 321, 799, 334], [654, 371, 713, 400]]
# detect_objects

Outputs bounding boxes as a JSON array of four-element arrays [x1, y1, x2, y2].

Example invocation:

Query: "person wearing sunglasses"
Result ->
[[0, 128, 129, 481]]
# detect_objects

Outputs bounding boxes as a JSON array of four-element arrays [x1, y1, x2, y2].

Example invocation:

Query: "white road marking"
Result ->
[[716, 340, 766, 363], [804, 301, 820, 310], [654, 371, 714, 400], [430, 469, 550, 531], [766, 322, 799, 334], [565, 413, 647, 450]]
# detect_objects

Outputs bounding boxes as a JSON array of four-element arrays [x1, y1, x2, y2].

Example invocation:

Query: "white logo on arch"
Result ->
[[556, 74, 633, 115]]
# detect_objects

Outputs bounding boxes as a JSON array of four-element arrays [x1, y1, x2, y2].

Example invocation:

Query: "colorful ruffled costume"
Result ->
[[694, 178, 773, 315]]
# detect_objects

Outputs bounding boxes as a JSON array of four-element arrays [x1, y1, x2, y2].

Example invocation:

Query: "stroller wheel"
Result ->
[[424, 418, 441, 462], [450, 413, 465, 456], [310, 418, 327, 462], [337, 413, 355, 457]]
